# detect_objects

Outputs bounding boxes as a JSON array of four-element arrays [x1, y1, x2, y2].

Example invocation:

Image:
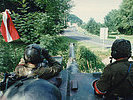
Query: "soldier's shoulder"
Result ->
[[105, 61, 120, 70], [107, 59, 128, 67], [129, 61, 133, 64], [106, 61, 116, 67]]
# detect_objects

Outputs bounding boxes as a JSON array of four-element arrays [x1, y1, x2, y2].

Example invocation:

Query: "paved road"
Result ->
[[63, 27, 133, 50], [63, 27, 113, 49], [62, 27, 133, 65]]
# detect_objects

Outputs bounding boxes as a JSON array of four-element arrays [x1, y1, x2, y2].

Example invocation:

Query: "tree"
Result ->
[[86, 18, 101, 35], [0, 0, 73, 44], [104, 0, 133, 35], [0, 0, 17, 12], [104, 9, 121, 32], [11, 0, 41, 44], [67, 14, 83, 26], [118, 0, 133, 35], [0, 0, 46, 13], [44, 0, 72, 27]]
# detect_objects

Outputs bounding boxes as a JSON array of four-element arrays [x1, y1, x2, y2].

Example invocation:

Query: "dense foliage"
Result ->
[[12, 12, 57, 43], [76, 46, 104, 73], [104, 0, 133, 35], [67, 14, 83, 26], [118, 0, 133, 34], [0, 0, 54, 13], [83, 18, 104, 35], [44, 0, 72, 26], [0, 0, 72, 43], [0, 37, 25, 72], [104, 10, 120, 33]]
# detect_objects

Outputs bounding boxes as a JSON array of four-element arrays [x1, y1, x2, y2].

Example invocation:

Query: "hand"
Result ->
[[19, 58, 25, 64], [0, 82, 5, 91], [41, 48, 49, 58]]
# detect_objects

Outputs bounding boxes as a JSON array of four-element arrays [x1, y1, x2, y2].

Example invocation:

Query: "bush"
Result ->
[[11, 12, 40, 44], [12, 12, 66, 44], [0, 38, 26, 73], [76, 46, 104, 73], [85, 18, 101, 35]]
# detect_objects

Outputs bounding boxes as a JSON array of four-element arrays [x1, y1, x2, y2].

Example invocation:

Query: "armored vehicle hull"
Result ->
[[1, 78, 61, 100]]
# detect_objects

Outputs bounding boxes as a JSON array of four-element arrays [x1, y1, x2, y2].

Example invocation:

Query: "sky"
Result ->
[[70, 0, 123, 23]]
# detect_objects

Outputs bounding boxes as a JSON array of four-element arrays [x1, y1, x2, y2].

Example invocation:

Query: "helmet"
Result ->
[[111, 39, 131, 59], [24, 44, 43, 64]]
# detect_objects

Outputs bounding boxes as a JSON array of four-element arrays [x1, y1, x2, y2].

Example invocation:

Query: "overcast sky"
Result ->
[[70, 0, 123, 23]]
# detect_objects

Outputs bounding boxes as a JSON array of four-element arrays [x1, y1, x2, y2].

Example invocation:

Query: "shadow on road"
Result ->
[[64, 30, 72, 32], [66, 36, 91, 41]]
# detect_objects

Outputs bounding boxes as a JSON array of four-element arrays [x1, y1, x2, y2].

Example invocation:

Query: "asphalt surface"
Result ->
[[63, 27, 114, 49], [63, 27, 133, 50]]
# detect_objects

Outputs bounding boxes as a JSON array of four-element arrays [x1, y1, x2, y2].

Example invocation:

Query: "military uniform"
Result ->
[[94, 59, 133, 97], [93, 39, 133, 99], [15, 55, 62, 79], [15, 44, 62, 80]]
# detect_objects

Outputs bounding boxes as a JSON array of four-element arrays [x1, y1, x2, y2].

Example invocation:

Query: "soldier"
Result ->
[[15, 44, 62, 79], [93, 39, 133, 99]]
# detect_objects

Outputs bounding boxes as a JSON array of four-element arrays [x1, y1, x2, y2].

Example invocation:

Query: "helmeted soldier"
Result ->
[[93, 39, 133, 99], [15, 44, 62, 79]]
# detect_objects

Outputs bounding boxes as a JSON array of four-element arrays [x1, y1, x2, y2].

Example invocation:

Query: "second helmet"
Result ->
[[111, 39, 131, 59], [24, 44, 43, 64]]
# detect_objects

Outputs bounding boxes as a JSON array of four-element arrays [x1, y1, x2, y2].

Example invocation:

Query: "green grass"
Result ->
[[77, 27, 133, 59], [78, 26, 133, 43], [78, 41, 111, 60], [59, 36, 77, 43], [108, 34, 133, 43], [76, 45, 105, 73]]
